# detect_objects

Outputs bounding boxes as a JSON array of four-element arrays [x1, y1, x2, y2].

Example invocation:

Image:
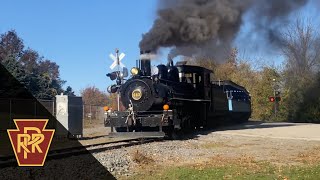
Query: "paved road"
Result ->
[[214, 121, 320, 141], [83, 121, 320, 141]]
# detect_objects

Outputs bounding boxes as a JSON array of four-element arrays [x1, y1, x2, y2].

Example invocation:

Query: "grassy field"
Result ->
[[126, 151, 320, 180], [129, 163, 320, 180]]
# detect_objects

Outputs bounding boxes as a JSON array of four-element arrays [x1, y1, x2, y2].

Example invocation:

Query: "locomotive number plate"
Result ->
[[132, 89, 142, 100]]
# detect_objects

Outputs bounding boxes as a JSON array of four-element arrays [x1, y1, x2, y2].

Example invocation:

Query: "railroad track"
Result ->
[[0, 137, 163, 168]]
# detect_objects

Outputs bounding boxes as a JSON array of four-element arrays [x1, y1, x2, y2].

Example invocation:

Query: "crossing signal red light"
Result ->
[[269, 96, 275, 102], [269, 96, 281, 102]]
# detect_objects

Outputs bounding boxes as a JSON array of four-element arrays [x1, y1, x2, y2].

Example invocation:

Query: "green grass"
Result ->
[[282, 164, 320, 180], [130, 163, 320, 180]]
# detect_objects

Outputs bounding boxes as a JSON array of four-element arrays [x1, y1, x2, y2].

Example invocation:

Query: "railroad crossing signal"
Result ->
[[107, 49, 128, 112], [109, 49, 126, 70], [269, 96, 281, 102], [269, 96, 275, 102], [106, 71, 118, 81]]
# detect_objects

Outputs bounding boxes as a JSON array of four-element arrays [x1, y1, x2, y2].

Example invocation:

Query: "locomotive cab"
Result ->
[[176, 65, 212, 100]]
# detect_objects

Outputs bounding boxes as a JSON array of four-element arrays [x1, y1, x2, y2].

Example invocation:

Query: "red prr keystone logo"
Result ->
[[7, 119, 55, 166]]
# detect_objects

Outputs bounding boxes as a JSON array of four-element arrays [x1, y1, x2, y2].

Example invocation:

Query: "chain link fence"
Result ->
[[39, 99, 55, 115], [83, 104, 105, 125], [0, 98, 106, 130], [0, 98, 55, 131]]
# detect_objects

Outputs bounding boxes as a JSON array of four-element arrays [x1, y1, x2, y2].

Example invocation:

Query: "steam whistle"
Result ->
[[167, 54, 174, 67]]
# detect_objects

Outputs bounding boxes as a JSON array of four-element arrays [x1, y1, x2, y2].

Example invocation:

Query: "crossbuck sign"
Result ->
[[109, 50, 125, 70]]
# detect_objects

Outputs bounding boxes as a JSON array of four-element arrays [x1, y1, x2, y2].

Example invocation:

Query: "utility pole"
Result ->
[[272, 78, 281, 118], [115, 49, 120, 111], [274, 87, 277, 118]]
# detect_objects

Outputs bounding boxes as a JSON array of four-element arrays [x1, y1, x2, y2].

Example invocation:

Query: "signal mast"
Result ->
[[107, 48, 128, 111]]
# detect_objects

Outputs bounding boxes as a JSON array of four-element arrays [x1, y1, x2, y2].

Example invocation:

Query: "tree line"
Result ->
[[0, 30, 75, 99], [0, 30, 116, 108], [193, 19, 320, 123]]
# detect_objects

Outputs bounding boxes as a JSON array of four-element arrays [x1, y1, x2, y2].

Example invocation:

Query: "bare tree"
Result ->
[[80, 86, 108, 106], [281, 19, 320, 77], [280, 18, 320, 122]]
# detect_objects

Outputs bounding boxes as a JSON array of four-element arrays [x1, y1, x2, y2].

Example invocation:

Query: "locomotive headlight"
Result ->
[[130, 67, 139, 75], [163, 104, 170, 110]]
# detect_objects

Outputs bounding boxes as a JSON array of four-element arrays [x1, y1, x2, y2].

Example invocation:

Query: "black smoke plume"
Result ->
[[139, 0, 309, 61]]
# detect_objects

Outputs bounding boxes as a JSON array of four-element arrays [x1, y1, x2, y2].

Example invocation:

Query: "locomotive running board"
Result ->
[[108, 132, 165, 139]]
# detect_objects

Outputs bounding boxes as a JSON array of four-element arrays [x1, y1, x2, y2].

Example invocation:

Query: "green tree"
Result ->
[[192, 48, 280, 121], [64, 86, 75, 96], [0, 30, 68, 99]]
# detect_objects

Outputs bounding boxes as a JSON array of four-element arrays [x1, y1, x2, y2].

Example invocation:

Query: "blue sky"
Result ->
[[0, 0, 318, 95], [0, 0, 158, 95]]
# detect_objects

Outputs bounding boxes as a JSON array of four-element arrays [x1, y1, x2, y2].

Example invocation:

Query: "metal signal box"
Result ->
[[55, 94, 83, 138]]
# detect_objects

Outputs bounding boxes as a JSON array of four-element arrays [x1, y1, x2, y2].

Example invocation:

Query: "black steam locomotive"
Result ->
[[105, 51, 251, 136]]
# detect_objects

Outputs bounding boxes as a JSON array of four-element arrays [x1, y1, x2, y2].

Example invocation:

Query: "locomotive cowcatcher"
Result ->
[[104, 51, 251, 137]]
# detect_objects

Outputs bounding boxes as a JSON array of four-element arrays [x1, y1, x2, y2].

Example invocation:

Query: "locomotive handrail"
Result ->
[[211, 80, 249, 94], [170, 97, 210, 102]]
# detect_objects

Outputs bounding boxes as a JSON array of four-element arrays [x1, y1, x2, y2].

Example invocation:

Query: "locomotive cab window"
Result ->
[[184, 73, 193, 84], [180, 73, 203, 88]]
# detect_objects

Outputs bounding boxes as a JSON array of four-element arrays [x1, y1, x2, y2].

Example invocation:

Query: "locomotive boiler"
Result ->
[[105, 51, 251, 137]]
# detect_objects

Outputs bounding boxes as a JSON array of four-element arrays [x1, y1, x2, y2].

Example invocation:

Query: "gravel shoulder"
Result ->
[[90, 121, 320, 179]]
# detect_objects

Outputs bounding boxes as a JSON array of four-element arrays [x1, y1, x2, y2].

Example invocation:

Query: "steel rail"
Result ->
[[0, 137, 163, 168]]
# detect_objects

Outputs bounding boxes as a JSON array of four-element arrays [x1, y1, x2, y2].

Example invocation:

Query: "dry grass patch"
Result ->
[[294, 146, 320, 164], [83, 119, 102, 128], [209, 154, 260, 167], [131, 150, 155, 165], [199, 141, 258, 150], [200, 142, 231, 149]]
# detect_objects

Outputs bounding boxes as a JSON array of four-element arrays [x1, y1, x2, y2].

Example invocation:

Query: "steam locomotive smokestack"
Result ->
[[140, 50, 151, 76]]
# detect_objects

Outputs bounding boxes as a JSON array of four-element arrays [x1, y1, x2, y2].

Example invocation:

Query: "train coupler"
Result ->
[[125, 104, 136, 127]]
